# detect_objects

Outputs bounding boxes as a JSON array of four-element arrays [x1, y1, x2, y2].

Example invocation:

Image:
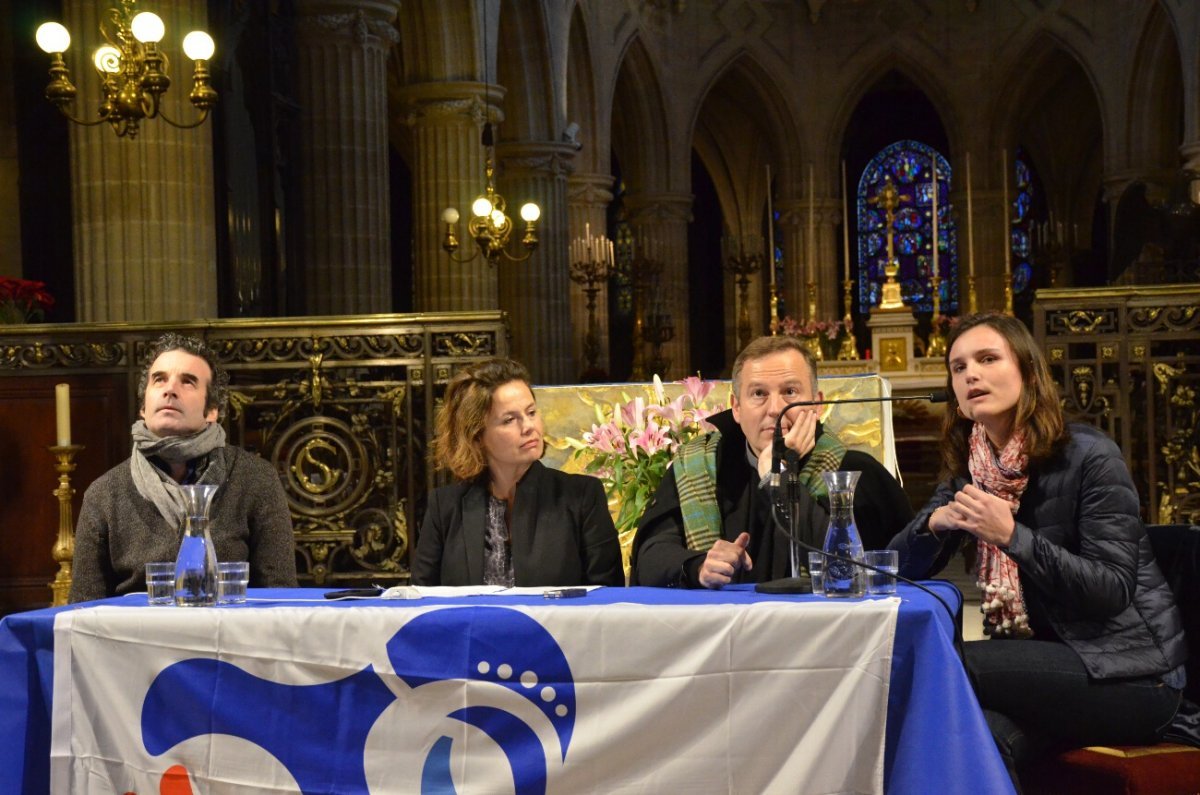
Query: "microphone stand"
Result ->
[[752, 389, 965, 661]]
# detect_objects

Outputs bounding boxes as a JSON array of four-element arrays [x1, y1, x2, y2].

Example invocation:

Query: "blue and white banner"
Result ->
[[51, 598, 899, 794]]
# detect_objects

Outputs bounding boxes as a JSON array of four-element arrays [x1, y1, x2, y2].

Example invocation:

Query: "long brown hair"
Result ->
[[940, 313, 1066, 478], [432, 358, 533, 480]]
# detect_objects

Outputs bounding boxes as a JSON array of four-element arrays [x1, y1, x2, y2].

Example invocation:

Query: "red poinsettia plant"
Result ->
[[0, 277, 54, 324]]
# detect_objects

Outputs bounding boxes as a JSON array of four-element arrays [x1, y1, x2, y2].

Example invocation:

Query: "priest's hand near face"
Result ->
[[754, 408, 820, 478], [697, 532, 753, 588]]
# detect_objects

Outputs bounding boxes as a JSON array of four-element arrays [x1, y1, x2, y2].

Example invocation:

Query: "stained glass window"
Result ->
[[1010, 147, 1033, 297], [856, 141, 958, 315]]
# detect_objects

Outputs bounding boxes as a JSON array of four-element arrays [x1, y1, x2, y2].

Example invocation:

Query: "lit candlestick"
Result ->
[[930, 156, 939, 277], [1001, 148, 1011, 276], [807, 162, 815, 286], [841, 160, 850, 281], [966, 152, 975, 278], [55, 383, 71, 446], [766, 164, 775, 287]]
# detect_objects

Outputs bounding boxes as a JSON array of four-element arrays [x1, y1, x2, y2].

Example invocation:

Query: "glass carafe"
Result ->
[[173, 484, 219, 607], [820, 471, 865, 598]]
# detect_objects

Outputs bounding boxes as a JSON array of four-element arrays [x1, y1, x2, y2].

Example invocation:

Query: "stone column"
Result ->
[[293, 0, 400, 315], [626, 192, 693, 379], [494, 141, 576, 384], [400, 82, 499, 311], [65, 0, 216, 322], [567, 172, 615, 378], [775, 198, 809, 321], [815, 202, 842, 319]]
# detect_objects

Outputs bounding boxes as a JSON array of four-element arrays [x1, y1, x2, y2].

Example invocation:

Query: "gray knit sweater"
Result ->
[[70, 446, 298, 602]]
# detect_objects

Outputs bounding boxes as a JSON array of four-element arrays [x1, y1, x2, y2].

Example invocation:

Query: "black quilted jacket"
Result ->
[[891, 423, 1187, 681]]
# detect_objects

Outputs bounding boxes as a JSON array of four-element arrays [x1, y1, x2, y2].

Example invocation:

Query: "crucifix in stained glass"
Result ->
[[856, 140, 958, 315]]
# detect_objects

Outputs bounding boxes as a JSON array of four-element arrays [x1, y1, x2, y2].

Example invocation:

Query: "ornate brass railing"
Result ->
[[1033, 286, 1200, 524], [0, 313, 508, 590]]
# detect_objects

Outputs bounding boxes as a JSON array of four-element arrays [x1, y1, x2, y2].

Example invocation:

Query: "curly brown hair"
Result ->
[[432, 358, 534, 481], [939, 313, 1067, 478]]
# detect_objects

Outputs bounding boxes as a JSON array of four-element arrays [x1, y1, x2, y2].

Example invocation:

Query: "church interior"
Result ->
[[0, 0, 1198, 616]]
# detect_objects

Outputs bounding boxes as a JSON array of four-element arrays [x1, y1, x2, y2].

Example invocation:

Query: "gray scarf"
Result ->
[[130, 420, 228, 530]]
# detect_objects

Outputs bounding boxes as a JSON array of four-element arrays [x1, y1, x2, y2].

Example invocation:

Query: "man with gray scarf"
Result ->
[[70, 333, 297, 602]]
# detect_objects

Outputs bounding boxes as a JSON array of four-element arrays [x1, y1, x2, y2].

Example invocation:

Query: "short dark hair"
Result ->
[[940, 313, 1066, 477], [432, 358, 534, 480], [137, 333, 230, 422], [731, 335, 818, 398]]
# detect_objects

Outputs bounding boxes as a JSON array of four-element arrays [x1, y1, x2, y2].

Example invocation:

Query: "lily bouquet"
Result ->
[[568, 376, 728, 537]]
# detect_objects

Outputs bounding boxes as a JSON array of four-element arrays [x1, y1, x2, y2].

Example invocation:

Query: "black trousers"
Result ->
[[963, 639, 1182, 791]]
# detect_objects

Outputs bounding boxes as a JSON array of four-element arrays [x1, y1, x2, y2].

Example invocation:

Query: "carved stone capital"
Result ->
[[625, 192, 694, 225], [568, 173, 616, 206], [496, 142, 579, 179], [397, 82, 505, 128], [295, 6, 400, 47]]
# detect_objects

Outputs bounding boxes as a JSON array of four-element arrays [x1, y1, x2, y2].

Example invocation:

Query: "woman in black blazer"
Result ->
[[412, 358, 623, 587]]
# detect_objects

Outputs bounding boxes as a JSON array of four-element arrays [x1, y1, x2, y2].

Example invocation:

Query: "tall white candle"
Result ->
[[766, 164, 775, 286], [930, 156, 939, 277], [841, 160, 850, 281], [966, 152, 975, 278], [807, 163, 815, 285], [1001, 148, 1011, 275], [55, 383, 71, 446]]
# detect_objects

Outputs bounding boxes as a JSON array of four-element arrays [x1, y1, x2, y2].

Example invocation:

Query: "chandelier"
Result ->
[[441, 123, 540, 265], [34, 0, 217, 139]]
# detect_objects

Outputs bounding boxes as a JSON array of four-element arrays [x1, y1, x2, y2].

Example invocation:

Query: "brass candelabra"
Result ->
[[926, 273, 947, 358], [838, 279, 860, 360], [48, 444, 84, 606], [628, 251, 664, 381], [569, 231, 614, 376], [723, 236, 764, 350]]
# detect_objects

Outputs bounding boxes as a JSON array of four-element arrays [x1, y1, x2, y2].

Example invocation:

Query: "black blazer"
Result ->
[[412, 461, 624, 587]]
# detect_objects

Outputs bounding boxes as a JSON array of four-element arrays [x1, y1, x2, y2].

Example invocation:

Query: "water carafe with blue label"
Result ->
[[820, 470, 865, 597]]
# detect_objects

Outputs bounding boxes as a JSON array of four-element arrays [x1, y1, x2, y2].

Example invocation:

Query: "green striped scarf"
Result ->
[[675, 427, 848, 552]]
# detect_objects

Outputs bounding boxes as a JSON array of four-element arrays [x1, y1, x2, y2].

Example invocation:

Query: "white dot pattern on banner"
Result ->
[[477, 661, 490, 674], [497, 664, 512, 679], [540, 686, 556, 702], [555, 704, 569, 717], [520, 671, 537, 688]]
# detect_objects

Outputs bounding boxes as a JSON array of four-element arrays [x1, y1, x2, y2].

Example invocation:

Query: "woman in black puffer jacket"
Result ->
[[889, 313, 1188, 789]]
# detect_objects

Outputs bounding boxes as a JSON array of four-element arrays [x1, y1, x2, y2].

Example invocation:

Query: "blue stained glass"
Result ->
[[1013, 261, 1031, 293], [1014, 192, 1030, 221], [897, 232, 922, 255], [1012, 229, 1030, 258], [894, 208, 922, 231], [856, 140, 959, 314], [891, 153, 920, 183], [1015, 159, 1031, 189]]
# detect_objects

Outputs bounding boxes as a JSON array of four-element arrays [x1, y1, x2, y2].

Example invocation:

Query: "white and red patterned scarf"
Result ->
[[967, 422, 1034, 638]]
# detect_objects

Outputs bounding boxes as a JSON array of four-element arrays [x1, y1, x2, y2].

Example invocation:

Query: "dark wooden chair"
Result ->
[[1027, 524, 1200, 794]]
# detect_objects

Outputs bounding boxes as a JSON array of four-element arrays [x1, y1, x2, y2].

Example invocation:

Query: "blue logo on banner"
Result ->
[[140, 607, 576, 795]]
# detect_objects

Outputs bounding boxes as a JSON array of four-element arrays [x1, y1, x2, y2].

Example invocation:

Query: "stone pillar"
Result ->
[[494, 141, 576, 384], [626, 192, 693, 379], [775, 198, 809, 322], [293, 0, 400, 315], [401, 82, 499, 311], [65, 0, 216, 322], [567, 172, 615, 377], [815, 201, 842, 319]]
